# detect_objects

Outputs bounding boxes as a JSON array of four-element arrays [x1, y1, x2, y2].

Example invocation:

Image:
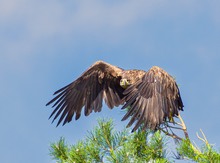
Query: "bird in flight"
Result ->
[[46, 60, 183, 132]]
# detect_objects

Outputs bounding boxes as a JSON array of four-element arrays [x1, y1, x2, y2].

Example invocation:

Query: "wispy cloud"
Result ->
[[1, 0, 220, 70]]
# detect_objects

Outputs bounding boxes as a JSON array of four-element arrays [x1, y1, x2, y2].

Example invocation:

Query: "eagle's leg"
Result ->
[[158, 112, 189, 141]]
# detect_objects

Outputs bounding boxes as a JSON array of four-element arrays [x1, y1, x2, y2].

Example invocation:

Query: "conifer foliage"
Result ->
[[50, 119, 168, 163], [49, 119, 220, 163]]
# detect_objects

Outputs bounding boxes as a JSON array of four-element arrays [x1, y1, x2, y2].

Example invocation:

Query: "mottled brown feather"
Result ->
[[46, 61, 125, 126], [47, 61, 184, 132], [121, 66, 184, 131]]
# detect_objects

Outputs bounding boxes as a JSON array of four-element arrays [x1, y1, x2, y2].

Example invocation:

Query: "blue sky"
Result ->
[[1, 0, 220, 162]]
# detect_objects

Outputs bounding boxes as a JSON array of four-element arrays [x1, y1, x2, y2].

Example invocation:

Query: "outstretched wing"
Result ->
[[46, 61, 125, 126], [121, 66, 183, 131]]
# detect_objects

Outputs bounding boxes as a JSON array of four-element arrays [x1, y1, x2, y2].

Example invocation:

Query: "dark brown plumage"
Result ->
[[46, 60, 183, 131]]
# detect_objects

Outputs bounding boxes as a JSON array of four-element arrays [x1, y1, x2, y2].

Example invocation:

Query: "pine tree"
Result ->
[[49, 118, 220, 163], [50, 119, 169, 163]]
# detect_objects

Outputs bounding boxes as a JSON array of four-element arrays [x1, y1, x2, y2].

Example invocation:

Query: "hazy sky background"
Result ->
[[1, 0, 220, 162]]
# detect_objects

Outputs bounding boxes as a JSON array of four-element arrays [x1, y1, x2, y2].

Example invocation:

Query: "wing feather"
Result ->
[[121, 96, 139, 121], [121, 66, 184, 131], [46, 61, 125, 126]]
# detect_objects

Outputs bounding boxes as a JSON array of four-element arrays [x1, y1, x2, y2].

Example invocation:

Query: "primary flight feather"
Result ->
[[46, 60, 184, 131]]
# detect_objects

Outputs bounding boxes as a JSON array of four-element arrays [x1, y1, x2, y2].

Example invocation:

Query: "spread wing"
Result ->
[[121, 67, 183, 132], [46, 61, 125, 126]]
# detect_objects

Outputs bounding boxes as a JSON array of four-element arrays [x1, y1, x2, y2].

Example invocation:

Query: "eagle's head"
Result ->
[[120, 78, 131, 89]]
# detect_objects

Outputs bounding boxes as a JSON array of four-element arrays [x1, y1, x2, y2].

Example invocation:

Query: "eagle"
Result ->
[[46, 60, 183, 132]]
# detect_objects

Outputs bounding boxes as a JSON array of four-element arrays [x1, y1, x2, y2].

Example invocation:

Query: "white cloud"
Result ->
[[0, 0, 202, 39], [1, 0, 220, 67]]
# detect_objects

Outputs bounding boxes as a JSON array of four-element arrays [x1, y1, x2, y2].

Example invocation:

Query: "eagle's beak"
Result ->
[[120, 79, 130, 88]]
